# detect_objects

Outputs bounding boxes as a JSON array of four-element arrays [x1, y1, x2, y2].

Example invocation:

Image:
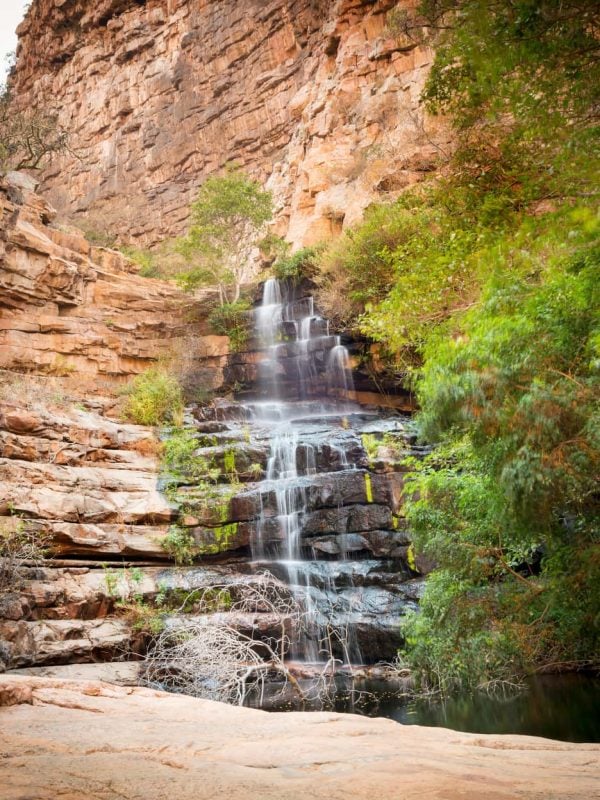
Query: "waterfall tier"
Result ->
[[185, 279, 426, 665]]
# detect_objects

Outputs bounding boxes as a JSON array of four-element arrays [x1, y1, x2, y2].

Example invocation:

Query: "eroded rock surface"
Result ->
[[0, 173, 228, 387], [12, 0, 451, 246], [0, 676, 598, 800]]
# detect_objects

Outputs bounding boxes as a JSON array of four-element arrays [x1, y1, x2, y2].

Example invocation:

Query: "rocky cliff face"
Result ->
[[0, 171, 230, 672], [12, 0, 450, 247], [0, 171, 228, 390], [1, 0, 444, 681]]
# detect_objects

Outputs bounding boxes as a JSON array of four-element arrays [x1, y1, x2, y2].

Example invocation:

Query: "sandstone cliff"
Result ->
[[0, 172, 417, 675], [0, 171, 228, 388], [12, 0, 450, 247], [0, 172, 230, 671]]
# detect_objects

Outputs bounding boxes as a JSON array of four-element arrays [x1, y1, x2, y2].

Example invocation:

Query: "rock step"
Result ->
[[6, 519, 171, 559], [1, 459, 174, 523], [7, 661, 141, 685], [1, 431, 158, 470], [0, 617, 136, 669], [0, 405, 159, 450]]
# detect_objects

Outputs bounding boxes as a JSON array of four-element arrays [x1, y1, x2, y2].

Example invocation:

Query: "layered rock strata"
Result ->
[[0, 172, 228, 389], [0, 173, 231, 671], [0, 174, 419, 675], [12, 0, 451, 246]]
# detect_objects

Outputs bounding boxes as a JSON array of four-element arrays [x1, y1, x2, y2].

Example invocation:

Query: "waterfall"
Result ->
[[327, 339, 356, 401], [190, 273, 419, 684], [250, 278, 362, 665]]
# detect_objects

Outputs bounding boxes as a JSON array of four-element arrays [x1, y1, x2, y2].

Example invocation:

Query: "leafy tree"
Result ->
[[401, 0, 600, 202], [402, 209, 600, 690], [0, 92, 73, 174], [176, 166, 273, 302]]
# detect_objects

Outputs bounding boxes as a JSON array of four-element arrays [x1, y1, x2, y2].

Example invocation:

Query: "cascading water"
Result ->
[[250, 278, 362, 665], [191, 276, 421, 682]]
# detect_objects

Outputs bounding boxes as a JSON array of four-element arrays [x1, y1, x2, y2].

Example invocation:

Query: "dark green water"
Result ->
[[345, 674, 600, 742], [263, 673, 600, 742]]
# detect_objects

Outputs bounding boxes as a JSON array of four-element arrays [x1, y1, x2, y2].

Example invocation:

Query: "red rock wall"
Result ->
[[12, 0, 450, 247], [0, 171, 228, 390]]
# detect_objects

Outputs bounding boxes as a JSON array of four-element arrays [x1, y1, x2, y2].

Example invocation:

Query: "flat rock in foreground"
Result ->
[[0, 677, 598, 800]]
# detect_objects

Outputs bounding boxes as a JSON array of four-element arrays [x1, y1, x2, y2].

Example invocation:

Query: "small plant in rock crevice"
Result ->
[[162, 525, 197, 566], [0, 520, 48, 595], [122, 367, 184, 427]]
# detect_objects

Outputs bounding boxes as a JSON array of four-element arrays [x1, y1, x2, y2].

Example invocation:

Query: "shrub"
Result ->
[[207, 299, 252, 352], [122, 367, 184, 426], [120, 241, 188, 280], [162, 427, 219, 483], [314, 202, 415, 328], [119, 246, 158, 277], [272, 246, 321, 283], [162, 525, 197, 566], [401, 210, 600, 691]]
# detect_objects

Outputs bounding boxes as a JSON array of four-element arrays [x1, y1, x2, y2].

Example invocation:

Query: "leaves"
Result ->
[[176, 165, 272, 300]]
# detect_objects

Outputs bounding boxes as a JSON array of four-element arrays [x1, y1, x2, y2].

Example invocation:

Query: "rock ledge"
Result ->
[[0, 675, 598, 800]]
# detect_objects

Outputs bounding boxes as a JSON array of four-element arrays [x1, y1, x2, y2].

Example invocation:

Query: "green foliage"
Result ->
[[176, 165, 273, 301], [120, 246, 160, 278], [259, 233, 290, 263], [161, 427, 221, 512], [102, 566, 120, 599], [79, 226, 118, 249], [122, 367, 184, 427], [272, 246, 321, 283], [207, 298, 252, 352], [163, 525, 197, 566], [163, 428, 207, 480], [121, 239, 189, 280], [128, 602, 166, 635], [415, 0, 599, 205], [361, 433, 380, 462], [155, 586, 233, 613], [315, 203, 409, 327], [402, 212, 600, 691], [101, 566, 165, 635]]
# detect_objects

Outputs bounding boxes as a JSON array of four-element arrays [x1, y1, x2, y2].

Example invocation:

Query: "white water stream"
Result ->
[[251, 278, 362, 664]]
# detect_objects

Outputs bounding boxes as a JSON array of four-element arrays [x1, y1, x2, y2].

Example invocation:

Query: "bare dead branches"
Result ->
[[140, 573, 308, 705], [0, 519, 48, 595]]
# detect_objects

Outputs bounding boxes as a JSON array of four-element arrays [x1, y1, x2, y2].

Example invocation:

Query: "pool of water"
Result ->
[[370, 674, 600, 742], [262, 673, 600, 742]]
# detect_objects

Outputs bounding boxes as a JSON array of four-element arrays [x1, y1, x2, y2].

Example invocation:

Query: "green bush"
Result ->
[[306, 0, 600, 691], [207, 299, 251, 352], [401, 210, 600, 691], [123, 367, 184, 426], [120, 246, 161, 278], [314, 203, 409, 328], [272, 246, 321, 283], [162, 427, 220, 484], [162, 525, 197, 566]]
